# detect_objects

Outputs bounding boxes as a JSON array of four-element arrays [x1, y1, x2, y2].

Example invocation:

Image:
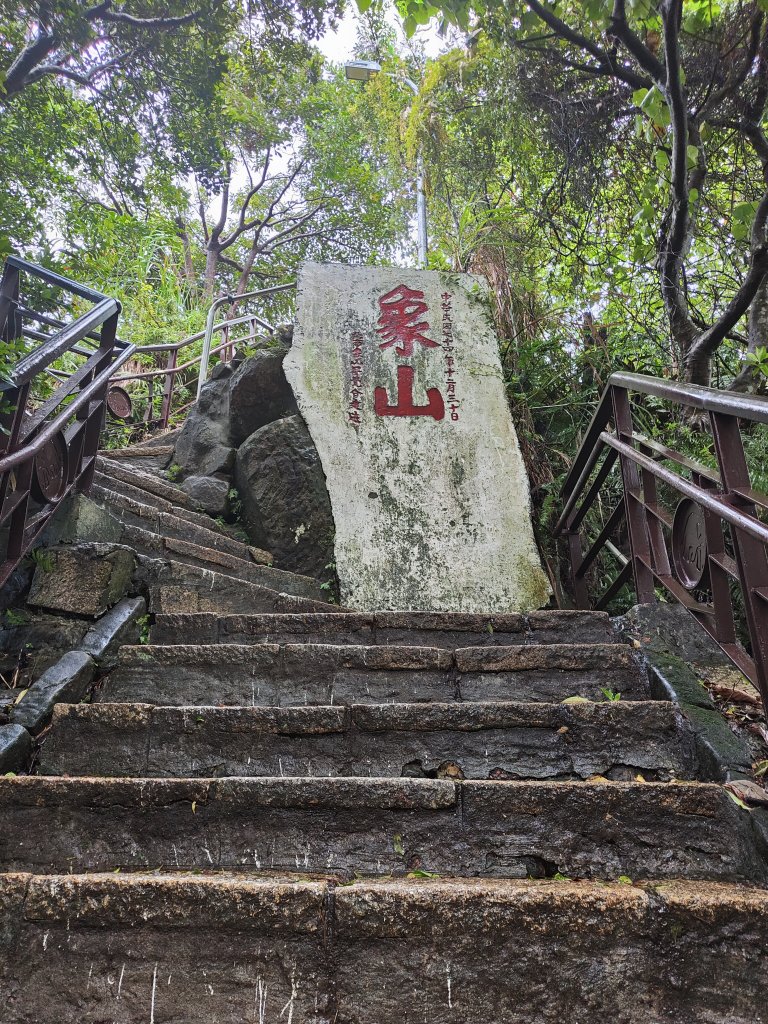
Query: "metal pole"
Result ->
[[196, 282, 296, 399], [401, 76, 428, 269]]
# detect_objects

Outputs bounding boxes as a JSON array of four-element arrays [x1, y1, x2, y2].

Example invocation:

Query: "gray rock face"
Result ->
[[173, 373, 234, 478], [234, 415, 334, 579], [228, 348, 297, 446], [181, 475, 230, 517]]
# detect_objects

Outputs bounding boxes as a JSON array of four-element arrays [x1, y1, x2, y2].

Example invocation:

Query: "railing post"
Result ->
[[564, 527, 590, 607], [159, 349, 177, 429], [709, 411, 768, 706], [79, 311, 119, 493], [611, 385, 655, 603], [0, 264, 20, 341]]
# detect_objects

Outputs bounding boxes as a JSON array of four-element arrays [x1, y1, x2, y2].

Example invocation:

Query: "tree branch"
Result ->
[[686, 241, 768, 383], [522, 0, 651, 90], [100, 6, 207, 29], [609, 0, 666, 83]]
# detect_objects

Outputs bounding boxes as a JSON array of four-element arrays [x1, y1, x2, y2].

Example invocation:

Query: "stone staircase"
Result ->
[[1, 445, 767, 1022]]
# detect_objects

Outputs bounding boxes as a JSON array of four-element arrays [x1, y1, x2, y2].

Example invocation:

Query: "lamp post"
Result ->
[[344, 60, 428, 269]]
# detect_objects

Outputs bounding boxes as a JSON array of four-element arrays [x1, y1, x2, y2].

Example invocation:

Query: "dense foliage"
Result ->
[[4, 1, 768, 602]]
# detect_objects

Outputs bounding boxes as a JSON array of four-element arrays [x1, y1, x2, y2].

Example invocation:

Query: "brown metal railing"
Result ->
[[0, 255, 133, 586], [111, 284, 296, 430], [555, 371, 768, 705]]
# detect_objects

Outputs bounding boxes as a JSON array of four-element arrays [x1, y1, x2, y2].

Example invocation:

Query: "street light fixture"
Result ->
[[344, 60, 428, 270]]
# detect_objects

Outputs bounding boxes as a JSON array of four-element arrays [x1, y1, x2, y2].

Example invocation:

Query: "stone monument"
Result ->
[[285, 262, 550, 612]]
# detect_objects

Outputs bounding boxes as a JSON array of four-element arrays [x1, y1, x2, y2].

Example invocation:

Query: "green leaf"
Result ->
[[356, 0, 373, 11], [686, 144, 699, 168], [732, 220, 749, 241], [734, 201, 757, 223], [726, 790, 751, 811]]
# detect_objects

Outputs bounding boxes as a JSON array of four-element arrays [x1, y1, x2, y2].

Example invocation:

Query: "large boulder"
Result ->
[[173, 369, 235, 478], [180, 475, 230, 518], [234, 415, 334, 579], [228, 348, 297, 446]]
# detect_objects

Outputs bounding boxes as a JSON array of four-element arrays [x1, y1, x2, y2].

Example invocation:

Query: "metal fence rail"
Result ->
[[555, 371, 768, 706], [111, 283, 296, 429], [0, 255, 132, 586]]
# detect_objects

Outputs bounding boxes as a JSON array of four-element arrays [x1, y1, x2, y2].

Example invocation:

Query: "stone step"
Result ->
[[94, 456, 197, 508], [129, 541, 329, 606], [92, 469, 234, 529], [0, 776, 759, 881], [104, 642, 644, 706], [89, 482, 271, 564], [93, 468, 250, 545], [99, 447, 174, 472], [147, 581, 336, 615], [151, 609, 617, 647], [125, 527, 283, 587], [41, 700, 691, 781], [126, 426, 182, 450], [0, 873, 765, 1024]]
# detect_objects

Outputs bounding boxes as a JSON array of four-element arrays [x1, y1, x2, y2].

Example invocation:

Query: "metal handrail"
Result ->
[[197, 283, 296, 397], [556, 372, 768, 705], [0, 255, 125, 586], [0, 342, 136, 474], [108, 285, 296, 430]]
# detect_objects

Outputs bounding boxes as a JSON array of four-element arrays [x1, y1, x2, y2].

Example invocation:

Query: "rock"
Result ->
[[210, 361, 235, 382], [274, 323, 294, 347], [173, 373, 234, 478], [285, 263, 551, 612], [0, 724, 32, 773], [80, 596, 147, 669], [228, 348, 298, 446], [181, 475, 230, 518], [11, 650, 94, 732], [234, 415, 334, 579], [27, 545, 135, 617]]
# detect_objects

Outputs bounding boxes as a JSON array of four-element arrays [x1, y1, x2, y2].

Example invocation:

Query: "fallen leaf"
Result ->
[[710, 684, 762, 707], [726, 779, 768, 808]]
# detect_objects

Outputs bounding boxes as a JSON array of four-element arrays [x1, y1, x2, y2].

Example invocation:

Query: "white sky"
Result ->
[[317, 3, 449, 62]]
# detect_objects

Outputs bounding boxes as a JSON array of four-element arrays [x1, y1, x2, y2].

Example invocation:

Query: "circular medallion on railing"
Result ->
[[671, 498, 708, 589], [31, 431, 68, 504], [106, 386, 132, 420]]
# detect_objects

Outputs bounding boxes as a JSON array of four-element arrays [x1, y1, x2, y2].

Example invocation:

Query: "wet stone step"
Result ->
[[91, 480, 262, 550], [150, 609, 618, 648], [133, 550, 331, 607], [147, 582, 337, 615], [90, 483, 271, 563], [3, 874, 767, 1024], [94, 458, 196, 508], [41, 700, 692, 782], [103, 642, 645, 706], [0, 777, 758, 883]]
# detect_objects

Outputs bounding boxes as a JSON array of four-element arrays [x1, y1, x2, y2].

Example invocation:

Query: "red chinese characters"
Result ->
[[375, 284, 441, 358], [374, 365, 445, 419], [347, 331, 364, 428], [373, 283, 445, 422], [441, 291, 460, 422]]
